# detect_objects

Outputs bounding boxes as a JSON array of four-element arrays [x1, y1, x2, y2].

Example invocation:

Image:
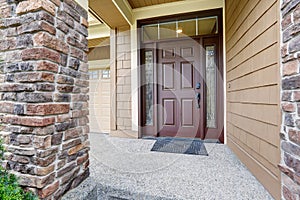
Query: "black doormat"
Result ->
[[151, 137, 208, 156]]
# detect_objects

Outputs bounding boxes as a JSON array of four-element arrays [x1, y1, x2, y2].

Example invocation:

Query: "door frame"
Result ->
[[137, 8, 224, 142]]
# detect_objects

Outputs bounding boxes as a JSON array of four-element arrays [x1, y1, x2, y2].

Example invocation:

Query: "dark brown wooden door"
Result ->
[[157, 39, 204, 138]]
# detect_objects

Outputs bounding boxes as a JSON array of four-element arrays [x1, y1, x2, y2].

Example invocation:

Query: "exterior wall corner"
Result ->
[[0, 0, 90, 198], [279, 0, 300, 199]]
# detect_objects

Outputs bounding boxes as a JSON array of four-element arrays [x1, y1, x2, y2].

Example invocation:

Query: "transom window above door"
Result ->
[[142, 16, 218, 42]]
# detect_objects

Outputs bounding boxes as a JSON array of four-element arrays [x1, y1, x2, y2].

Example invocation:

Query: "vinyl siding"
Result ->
[[225, 0, 281, 199]]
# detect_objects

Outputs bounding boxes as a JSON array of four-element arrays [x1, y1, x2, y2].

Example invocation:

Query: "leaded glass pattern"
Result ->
[[206, 45, 217, 128], [145, 51, 154, 125]]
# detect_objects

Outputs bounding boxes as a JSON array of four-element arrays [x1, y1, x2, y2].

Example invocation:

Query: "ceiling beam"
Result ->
[[88, 24, 110, 39], [89, 0, 130, 29], [113, 0, 133, 25]]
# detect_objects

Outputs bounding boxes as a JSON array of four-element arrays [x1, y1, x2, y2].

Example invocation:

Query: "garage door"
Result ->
[[89, 68, 111, 133]]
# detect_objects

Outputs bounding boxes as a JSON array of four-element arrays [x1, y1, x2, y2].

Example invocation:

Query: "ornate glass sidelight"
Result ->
[[206, 45, 217, 128], [145, 51, 154, 125]]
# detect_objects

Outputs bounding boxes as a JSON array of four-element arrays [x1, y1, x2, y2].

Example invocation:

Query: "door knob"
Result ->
[[196, 82, 201, 89]]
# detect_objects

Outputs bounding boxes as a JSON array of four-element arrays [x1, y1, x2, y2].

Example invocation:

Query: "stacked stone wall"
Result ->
[[0, 0, 90, 199], [280, 0, 300, 199]]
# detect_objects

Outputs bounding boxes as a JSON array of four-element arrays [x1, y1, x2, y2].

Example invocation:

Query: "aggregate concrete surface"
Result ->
[[64, 133, 274, 200]]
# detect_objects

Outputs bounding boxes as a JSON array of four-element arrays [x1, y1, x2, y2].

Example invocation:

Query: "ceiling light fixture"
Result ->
[[176, 27, 183, 34]]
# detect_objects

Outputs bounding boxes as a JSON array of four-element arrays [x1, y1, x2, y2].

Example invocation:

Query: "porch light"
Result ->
[[176, 27, 183, 34]]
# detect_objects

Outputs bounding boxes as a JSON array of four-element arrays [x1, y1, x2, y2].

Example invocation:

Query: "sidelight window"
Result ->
[[144, 50, 154, 126], [206, 45, 217, 128]]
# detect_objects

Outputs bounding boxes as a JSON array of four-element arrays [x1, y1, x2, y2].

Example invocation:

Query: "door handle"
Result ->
[[195, 93, 201, 109]]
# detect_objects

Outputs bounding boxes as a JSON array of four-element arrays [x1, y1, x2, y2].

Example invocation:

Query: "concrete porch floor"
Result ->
[[65, 133, 274, 199]]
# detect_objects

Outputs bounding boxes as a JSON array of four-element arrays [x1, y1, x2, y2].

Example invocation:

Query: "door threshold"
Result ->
[[142, 136, 220, 143]]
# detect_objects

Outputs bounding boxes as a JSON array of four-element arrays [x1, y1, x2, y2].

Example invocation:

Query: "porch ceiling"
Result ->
[[127, 0, 183, 8], [88, 37, 110, 48], [89, 0, 129, 28]]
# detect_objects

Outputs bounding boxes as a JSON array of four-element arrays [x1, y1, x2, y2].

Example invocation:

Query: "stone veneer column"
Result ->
[[280, 0, 300, 199], [0, 0, 89, 199]]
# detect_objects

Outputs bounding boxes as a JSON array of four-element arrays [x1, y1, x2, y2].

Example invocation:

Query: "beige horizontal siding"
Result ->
[[225, 0, 281, 199]]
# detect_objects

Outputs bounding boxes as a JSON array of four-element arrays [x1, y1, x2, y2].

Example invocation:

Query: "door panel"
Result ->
[[162, 63, 175, 90], [181, 47, 194, 57], [162, 48, 175, 58], [181, 99, 194, 126], [181, 62, 194, 89], [163, 99, 176, 125]]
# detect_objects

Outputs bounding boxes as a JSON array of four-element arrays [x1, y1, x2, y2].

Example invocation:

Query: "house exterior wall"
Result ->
[[105, 1, 224, 137], [110, 26, 136, 138], [225, 0, 281, 199], [280, 0, 300, 199], [0, 0, 90, 199]]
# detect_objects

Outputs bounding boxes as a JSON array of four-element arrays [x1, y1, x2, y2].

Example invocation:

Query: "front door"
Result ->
[[139, 10, 224, 142], [157, 39, 204, 138]]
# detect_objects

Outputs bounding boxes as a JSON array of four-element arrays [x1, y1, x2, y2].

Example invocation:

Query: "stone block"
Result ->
[[57, 10, 75, 28], [282, 13, 292, 31], [56, 113, 70, 122], [17, 92, 53, 103], [51, 132, 63, 146], [62, 138, 81, 150], [22, 47, 61, 64], [289, 129, 300, 145], [33, 154, 56, 167], [38, 181, 59, 198], [77, 153, 88, 165], [60, 66, 80, 78], [15, 72, 55, 83], [36, 164, 55, 176], [36, 83, 55, 91], [55, 121, 73, 132], [53, 93, 71, 102], [16, 0, 56, 16], [282, 102, 296, 112], [294, 4, 300, 24], [282, 75, 300, 90], [36, 61, 59, 73], [11, 155, 30, 164], [0, 102, 14, 113], [33, 32, 69, 54], [289, 34, 300, 53], [36, 147, 58, 158], [0, 83, 35, 92], [57, 75, 74, 85], [283, 60, 299, 76], [57, 162, 76, 178], [61, 2, 80, 22], [26, 104, 70, 115], [64, 127, 82, 141], [57, 85, 74, 93], [282, 141, 300, 158], [33, 135, 52, 149]]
